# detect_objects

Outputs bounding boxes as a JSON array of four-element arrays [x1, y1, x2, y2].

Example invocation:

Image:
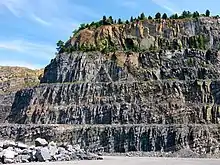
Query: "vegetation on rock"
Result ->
[[56, 9, 214, 54]]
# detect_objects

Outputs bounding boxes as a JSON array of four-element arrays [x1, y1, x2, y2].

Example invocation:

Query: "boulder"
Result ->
[[54, 154, 70, 161], [16, 142, 28, 149], [0, 141, 3, 148], [35, 138, 48, 147], [73, 144, 81, 151], [49, 145, 57, 157], [14, 148, 23, 154], [2, 148, 16, 164], [3, 140, 16, 149], [48, 141, 56, 147], [21, 149, 30, 155], [66, 145, 74, 152], [58, 147, 68, 154], [16, 154, 31, 163], [35, 147, 51, 162]]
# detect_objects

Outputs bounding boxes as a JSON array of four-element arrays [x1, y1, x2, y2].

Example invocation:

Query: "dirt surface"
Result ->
[[7, 156, 220, 165]]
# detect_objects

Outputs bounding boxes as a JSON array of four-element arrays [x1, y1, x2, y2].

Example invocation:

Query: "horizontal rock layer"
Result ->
[[0, 124, 219, 155], [8, 50, 220, 124], [6, 80, 220, 124]]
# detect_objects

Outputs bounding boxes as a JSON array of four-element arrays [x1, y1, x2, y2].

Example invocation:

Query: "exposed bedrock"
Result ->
[[7, 50, 220, 125], [0, 124, 219, 155]]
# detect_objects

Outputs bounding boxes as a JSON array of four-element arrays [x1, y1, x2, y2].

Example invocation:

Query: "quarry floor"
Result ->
[[9, 156, 220, 165]]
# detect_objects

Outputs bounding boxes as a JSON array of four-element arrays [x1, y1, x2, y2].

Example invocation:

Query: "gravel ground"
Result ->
[[6, 156, 220, 165]]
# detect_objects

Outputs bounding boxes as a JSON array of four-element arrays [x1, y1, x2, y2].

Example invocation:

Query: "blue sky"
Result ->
[[0, 0, 219, 69]]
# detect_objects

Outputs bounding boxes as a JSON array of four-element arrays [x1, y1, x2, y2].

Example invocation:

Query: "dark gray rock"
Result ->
[[0, 93, 15, 123]]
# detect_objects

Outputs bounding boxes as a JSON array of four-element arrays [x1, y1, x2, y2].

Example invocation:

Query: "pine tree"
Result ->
[[140, 12, 145, 20], [155, 12, 161, 19], [182, 11, 188, 18], [162, 13, 168, 19], [109, 16, 113, 24], [148, 16, 153, 20], [193, 11, 200, 18], [130, 16, 134, 22], [206, 9, 210, 17], [170, 13, 179, 19], [118, 18, 123, 24], [102, 15, 107, 25], [56, 40, 65, 52], [125, 20, 129, 24]]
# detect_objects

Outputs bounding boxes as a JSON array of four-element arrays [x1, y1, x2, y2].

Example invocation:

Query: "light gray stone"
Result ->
[[2, 148, 16, 164], [66, 145, 74, 152], [73, 144, 81, 151], [49, 145, 57, 157], [16, 142, 28, 149], [49, 141, 56, 147], [58, 147, 68, 154], [0, 141, 3, 148], [3, 140, 16, 148], [3, 158, 14, 164], [35, 138, 48, 147], [35, 147, 51, 162], [17, 154, 31, 163]]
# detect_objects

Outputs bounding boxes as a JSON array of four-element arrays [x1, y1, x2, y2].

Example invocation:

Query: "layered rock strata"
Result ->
[[3, 17, 220, 157]]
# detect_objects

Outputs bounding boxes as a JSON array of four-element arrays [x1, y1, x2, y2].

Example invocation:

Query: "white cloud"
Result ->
[[151, 0, 181, 14], [120, 1, 138, 8], [31, 14, 51, 26], [0, 0, 99, 27], [0, 39, 55, 60], [0, 0, 27, 17]]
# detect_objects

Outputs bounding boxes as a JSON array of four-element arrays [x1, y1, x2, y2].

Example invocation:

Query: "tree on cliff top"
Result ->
[[102, 15, 107, 25], [206, 9, 210, 17], [118, 18, 123, 24], [193, 11, 200, 18], [155, 12, 161, 19], [148, 16, 153, 19], [170, 13, 178, 19], [56, 40, 64, 53], [140, 13, 145, 20], [162, 13, 168, 19]]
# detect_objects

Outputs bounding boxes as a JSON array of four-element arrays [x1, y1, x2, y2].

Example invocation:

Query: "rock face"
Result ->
[[0, 66, 43, 94], [0, 93, 15, 123], [7, 49, 220, 125], [0, 66, 43, 123], [0, 124, 219, 156], [70, 17, 220, 51], [4, 17, 220, 157]]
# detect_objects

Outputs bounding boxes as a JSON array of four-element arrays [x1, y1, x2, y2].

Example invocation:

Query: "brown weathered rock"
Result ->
[[70, 17, 220, 51]]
